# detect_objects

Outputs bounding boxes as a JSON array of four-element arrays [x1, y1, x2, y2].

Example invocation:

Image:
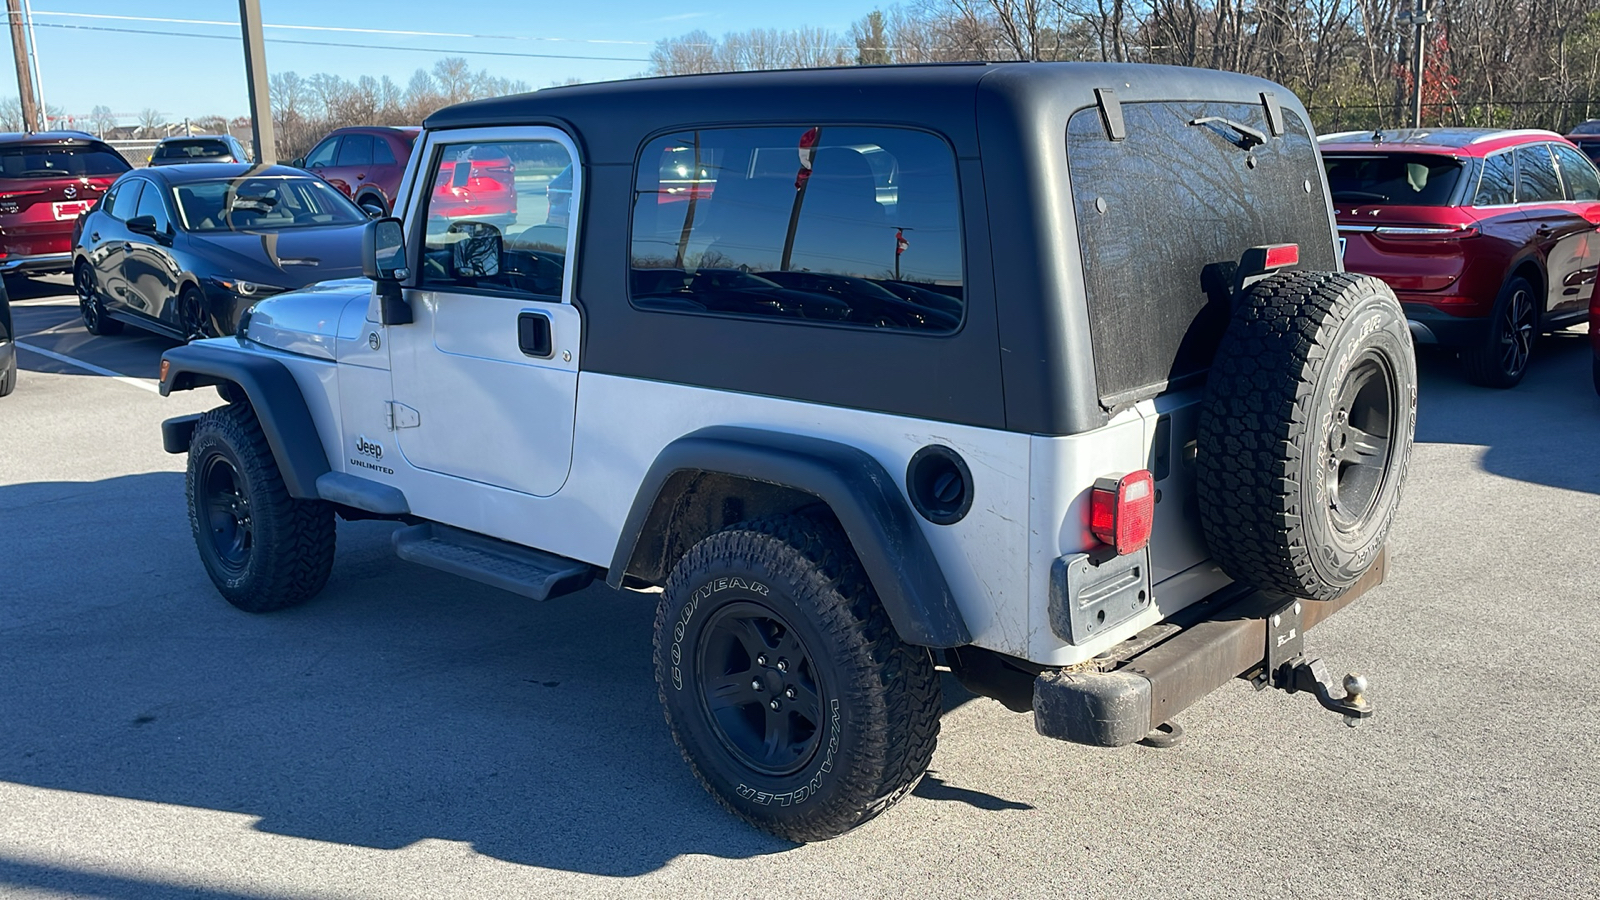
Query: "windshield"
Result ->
[[155, 139, 232, 160], [173, 176, 366, 231], [0, 144, 129, 179], [1324, 153, 1463, 205]]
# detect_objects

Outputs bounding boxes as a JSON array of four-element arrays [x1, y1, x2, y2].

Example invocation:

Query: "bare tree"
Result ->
[[89, 104, 117, 138], [137, 107, 166, 138]]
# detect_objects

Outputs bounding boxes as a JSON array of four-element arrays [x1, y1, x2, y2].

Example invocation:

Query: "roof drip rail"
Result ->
[[1260, 91, 1284, 137], [1094, 88, 1126, 142]]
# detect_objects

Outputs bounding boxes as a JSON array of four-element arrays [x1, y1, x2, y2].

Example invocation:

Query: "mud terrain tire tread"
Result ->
[[654, 514, 940, 842]]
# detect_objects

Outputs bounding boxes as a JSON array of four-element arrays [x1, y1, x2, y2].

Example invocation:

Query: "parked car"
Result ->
[[427, 143, 518, 227], [0, 130, 130, 286], [1320, 128, 1600, 387], [72, 164, 368, 340], [159, 64, 1414, 841], [293, 126, 419, 217], [0, 275, 14, 396], [148, 135, 252, 167], [1569, 120, 1600, 165], [1592, 284, 1600, 395]]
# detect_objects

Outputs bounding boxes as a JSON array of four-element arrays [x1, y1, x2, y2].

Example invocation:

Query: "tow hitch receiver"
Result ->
[[1032, 551, 1384, 747], [1261, 597, 1373, 726]]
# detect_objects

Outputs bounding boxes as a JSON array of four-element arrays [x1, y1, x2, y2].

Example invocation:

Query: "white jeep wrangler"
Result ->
[[159, 63, 1416, 841]]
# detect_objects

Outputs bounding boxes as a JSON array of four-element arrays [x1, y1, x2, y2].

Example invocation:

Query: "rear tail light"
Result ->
[[1090, 470, 1155, 555], [1262, 244, 1299, 268]]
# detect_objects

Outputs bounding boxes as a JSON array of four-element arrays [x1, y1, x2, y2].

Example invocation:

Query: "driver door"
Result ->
[[387, 127, 581, 498]]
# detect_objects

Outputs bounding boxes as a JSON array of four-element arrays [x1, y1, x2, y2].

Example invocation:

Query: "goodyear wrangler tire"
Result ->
[[187, 403, 336, 612], [1197, 271, 1416, 600], [653, 515, 940, 841]]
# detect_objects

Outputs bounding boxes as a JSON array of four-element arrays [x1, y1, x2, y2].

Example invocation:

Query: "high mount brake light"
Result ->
[[1090, 470, 1155, 555]]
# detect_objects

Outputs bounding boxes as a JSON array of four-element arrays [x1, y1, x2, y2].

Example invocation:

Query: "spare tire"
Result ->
[[1197, 271, 1416, 600]]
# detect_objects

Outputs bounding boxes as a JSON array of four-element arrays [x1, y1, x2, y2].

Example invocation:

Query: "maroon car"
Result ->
[[294, 126, 419, 217], [0, 131, 130, 286], [1321, 128, 1600, 387], [1569, 120, 1600, 166]]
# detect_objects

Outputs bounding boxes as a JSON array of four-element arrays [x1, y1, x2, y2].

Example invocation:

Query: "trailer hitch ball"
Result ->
[[1342, 673, 1369, 727]]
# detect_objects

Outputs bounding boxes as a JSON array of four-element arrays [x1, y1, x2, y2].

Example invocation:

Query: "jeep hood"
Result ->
[[243, 278, 371, 360]]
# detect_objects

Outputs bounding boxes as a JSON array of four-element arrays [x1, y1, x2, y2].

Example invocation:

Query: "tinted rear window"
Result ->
[[154, 139, 231, 160], [1068, 101, 1337, 406], [0, 144, 129, 179], [1324, 153, 1462, 206]]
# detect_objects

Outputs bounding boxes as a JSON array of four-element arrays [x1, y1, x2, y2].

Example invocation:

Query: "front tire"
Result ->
[[186, 403, 336, 612], [178, 286, 213, 341], [654, 516, 940, 842], [1462, 276, 1537, 388], [76, 261, 124, 336]]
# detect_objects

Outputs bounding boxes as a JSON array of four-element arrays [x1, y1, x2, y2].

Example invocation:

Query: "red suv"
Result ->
[[1321, 128, 1600, 387], [295, 126, 419, 218], [0, 131, 130, 285]]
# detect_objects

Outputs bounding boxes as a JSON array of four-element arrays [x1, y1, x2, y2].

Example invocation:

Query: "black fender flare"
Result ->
[[158, 342, 329, 499], [608, 426, 972, 648]]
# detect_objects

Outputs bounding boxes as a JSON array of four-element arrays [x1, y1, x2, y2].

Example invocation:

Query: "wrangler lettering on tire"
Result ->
[[652, 515, 940, 842], [1197, 271, 1417, 600]]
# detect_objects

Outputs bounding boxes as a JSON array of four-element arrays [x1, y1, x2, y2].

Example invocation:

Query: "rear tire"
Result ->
[[186, 403, 336, 612], [1593, 356, 1600, 397], [653, 515, 940, 841], [76, 261, 123, 336], [1197, 271, 1416, 600], [1461, 276, 1537, 388], [0, 350, 15, 397]]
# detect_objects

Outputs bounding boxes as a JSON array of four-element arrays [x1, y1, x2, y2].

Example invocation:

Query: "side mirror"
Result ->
[[362, 217, 412, 326], [126, 215, 158, 237]]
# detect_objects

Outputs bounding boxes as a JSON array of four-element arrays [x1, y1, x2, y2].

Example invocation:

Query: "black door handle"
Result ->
[[518, 311, 552, 358]]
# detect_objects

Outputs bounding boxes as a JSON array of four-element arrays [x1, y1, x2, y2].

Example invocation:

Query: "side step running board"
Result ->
[[392, 523, 596, 601]]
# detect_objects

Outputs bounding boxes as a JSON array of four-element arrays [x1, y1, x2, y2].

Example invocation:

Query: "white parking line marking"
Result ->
[[14, 341, 160, 394]]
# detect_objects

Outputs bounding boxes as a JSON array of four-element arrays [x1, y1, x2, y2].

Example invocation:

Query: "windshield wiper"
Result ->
[[1190, 116, 1267, 150]]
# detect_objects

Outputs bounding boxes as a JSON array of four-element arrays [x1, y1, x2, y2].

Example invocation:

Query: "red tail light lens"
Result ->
[[1090, 470, 1155, 555], [1262, 244, 1299, 268]]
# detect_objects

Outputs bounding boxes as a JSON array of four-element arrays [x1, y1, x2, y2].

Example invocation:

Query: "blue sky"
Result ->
[[4, 0, 878, 126]]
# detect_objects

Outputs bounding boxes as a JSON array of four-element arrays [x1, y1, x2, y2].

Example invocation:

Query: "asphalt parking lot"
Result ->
[[2, 274, 1597, 900]]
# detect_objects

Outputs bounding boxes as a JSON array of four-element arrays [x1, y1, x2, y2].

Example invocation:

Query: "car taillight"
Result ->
[[1089, 470, 1155, 555]]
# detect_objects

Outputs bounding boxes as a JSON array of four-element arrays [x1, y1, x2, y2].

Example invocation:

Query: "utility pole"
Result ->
[[238, 0, 275, 164], [22, 0, 45, 129], [5, 0, 40, 132], [1397, 0, 1433, 129]]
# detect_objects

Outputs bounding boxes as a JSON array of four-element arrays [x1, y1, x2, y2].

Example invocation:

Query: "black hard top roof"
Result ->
[[139, 163, 309, 184], [423, 62, 1297, 164]]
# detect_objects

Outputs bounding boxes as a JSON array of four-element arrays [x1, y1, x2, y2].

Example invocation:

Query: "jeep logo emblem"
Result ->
[[356, 436, 383, 459]]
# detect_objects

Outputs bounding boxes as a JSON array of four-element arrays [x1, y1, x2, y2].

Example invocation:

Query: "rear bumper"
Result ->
[[1033, 551, 1386, 747], [1401, 303, 1488, 347], [0, 252, 73, 275]]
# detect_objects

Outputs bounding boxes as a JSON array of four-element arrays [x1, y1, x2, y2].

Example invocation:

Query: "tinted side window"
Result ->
[[418, 139, 573, 299], [336, 135, 374, 167], [630, 126, 963, 334], [374, 138, 397, 165], [105, 179, 143, 220], [1474, 151, 1515, 206], [134, 181, 170, 232], [304, 138, 339, 169], [1552, 143, 1600, 201], [1516, 144, 1563, 203]]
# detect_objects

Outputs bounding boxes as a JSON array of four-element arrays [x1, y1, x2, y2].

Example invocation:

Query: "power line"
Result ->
[[29, 9, 655, 46], [25, 21, 652, 63]]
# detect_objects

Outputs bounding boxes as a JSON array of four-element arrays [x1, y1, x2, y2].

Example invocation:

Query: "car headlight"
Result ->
[[210, 277, 283, 297]]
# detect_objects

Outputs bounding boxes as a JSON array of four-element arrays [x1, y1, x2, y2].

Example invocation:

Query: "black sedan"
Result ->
[[71, 164, 368, 339]]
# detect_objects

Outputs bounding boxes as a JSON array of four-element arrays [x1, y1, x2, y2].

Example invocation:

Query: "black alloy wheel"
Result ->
[[1463, 276, 1538, 388], [76, 261, 123, 336], [178, 287, 215, 341], [1324, 350, 1399, 534], [199, 453, 253, 577], [696, 601, 825, 777], [1495, 285, 1536, 379]]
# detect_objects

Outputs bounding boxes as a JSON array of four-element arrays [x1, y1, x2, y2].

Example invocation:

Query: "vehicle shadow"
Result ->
[[1413, 330, 1600, 495], [10, 300, 181, 381], [0, 472, 991, 877]]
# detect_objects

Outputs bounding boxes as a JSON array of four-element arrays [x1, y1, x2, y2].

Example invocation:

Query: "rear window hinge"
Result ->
[[1260, 91, 1285, 138], [1094, 88, 1126, 142]]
